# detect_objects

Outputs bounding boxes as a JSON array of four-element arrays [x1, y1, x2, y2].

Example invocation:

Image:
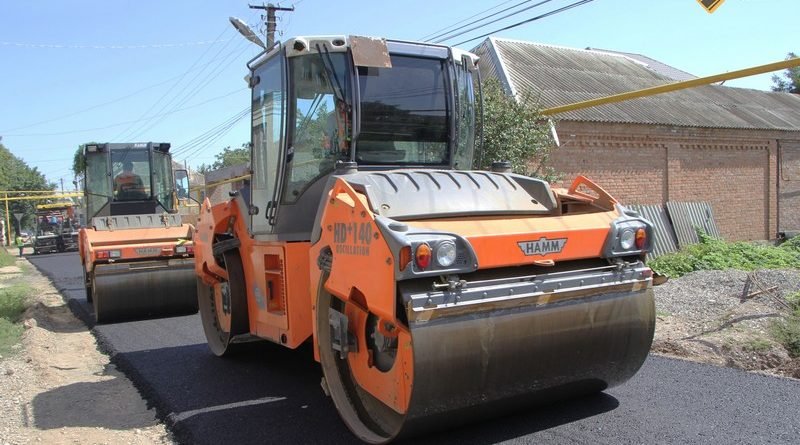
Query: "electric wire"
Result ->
[[419, 0, 521, 41], [129, 38, 251, 140], [3, 88, 246, 137], [0, 38, 232, 50], [0, 72, 191, 133], [425, 0, 547, 43], [110, 25, 232, 141], [432, 0, 558, 44], [451, 0, 597, 46], [171, 106, 250, 157]]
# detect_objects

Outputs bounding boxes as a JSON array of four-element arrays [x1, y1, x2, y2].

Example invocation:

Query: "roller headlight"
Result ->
[[435, 241, 457, 267], [620, 229, 635, 250]]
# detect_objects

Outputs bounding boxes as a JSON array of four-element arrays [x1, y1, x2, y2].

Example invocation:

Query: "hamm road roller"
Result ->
[[194, 35, 655, 443], [79, 142, 198, 323]]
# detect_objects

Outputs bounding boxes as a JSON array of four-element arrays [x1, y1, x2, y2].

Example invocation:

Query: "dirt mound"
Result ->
[[653, 269, 799, 379]]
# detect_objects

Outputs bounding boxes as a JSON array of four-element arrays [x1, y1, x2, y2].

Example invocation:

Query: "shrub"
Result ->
[[648, 233, 800, 278]]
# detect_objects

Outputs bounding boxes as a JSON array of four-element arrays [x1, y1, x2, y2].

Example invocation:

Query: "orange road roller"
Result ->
[[194, 35, 655, 443], [78, 142, 198, 323]]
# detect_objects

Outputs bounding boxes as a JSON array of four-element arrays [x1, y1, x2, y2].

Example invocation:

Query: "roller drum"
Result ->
[[401, 286, 655, 435], [93, 258, 198, 323], [320, 265, 655, 443]]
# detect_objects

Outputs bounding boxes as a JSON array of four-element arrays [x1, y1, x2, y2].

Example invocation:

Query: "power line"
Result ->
[[3, 88, 246, 137], [111, 25, 233, 141], [172, 107, 250, 161], [422, 0, 536, 42], [0, 38, 233, 50], [0, 72, 190, 133], [128, 39, 251, 140], [433, 0, 558, 44], [451, 0, 597, 47]]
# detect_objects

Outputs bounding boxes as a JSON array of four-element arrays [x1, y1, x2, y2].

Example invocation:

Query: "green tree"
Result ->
[[771, 52, 800, 94], [477, 79, 559, 181], [0, 142, 54, 234], [197, 143, 250, 174]]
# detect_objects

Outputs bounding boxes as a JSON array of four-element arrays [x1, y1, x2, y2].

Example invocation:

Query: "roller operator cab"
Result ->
[[78, 142, 198, 323], [194, 36, 656, 443]]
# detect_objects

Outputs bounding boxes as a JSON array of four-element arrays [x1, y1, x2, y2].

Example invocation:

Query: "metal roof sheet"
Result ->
[[474, 38, 800, 130]]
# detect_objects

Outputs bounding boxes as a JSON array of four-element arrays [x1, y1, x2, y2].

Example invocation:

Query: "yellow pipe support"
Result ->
[[190, 174, 251, 191], [0, 193, 83, 202], [542, 57, 800, 116], [4, 192, 10, 246]]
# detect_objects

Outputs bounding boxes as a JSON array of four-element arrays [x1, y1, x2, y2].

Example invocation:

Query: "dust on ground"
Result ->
[[0, 254, 173, 445], [653, 269, 800, 379]]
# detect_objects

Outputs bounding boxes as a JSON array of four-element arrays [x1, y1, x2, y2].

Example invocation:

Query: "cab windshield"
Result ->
[[111, 149, 151, 201], [356, 55, 449, 165]]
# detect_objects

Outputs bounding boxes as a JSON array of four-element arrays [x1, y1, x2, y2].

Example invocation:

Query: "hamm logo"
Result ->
[[517, 237, 567, 256]]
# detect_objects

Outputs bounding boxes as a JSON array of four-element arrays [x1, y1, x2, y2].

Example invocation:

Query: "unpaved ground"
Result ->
[[0, 256, 173, 445], [652, 269, 800, 379]]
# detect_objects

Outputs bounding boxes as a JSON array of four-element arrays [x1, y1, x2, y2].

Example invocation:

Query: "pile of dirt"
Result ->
[[652, 269, 800, 379], [0, 257, 173, 444]]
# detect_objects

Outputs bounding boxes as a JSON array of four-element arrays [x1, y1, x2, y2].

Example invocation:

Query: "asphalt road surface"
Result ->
[[28, 252, 800, 444]]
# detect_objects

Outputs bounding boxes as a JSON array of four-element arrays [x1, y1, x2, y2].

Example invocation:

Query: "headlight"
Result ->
[[435, 241, 457, 267], [620, 229, 635, 250]]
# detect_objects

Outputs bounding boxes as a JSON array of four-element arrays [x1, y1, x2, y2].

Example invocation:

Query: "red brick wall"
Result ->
[[549, 122, 786, 241], [779, 140, 800, 233]]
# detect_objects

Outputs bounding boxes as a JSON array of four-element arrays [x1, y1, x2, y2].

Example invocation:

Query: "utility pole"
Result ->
[[249, 3, 294, 47]]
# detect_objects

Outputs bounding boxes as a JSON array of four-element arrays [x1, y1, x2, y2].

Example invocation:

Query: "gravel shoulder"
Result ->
[[0, 253, 173, 445], [652, 269, 800, 379]]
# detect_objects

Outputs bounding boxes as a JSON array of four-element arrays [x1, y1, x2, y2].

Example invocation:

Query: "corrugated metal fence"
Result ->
[[630, 201, 720, 259]]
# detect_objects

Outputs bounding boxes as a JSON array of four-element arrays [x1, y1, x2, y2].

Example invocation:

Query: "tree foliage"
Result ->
[[197, 143, 250, 174], [477, 79, 559, 181], [0, 142, 54, 233], [771, 52, 800, 94]]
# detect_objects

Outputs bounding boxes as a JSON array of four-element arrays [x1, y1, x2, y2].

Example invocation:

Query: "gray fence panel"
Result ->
[[665, 201, 721, 248], [629, 204, 679, 260]]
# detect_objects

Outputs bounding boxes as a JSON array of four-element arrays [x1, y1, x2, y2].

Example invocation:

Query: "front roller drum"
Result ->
[[93, 258, 198, 324], [318, 278, 655, 443]]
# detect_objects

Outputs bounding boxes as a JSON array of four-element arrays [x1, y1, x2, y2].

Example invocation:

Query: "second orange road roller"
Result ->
[[78, 142, 198, 323], [193, 35, 655, 442]]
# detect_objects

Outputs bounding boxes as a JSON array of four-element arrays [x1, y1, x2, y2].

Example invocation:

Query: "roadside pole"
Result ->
[[4, 192, 10, 246]]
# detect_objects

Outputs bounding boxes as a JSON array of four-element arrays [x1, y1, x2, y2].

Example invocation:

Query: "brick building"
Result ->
[[473, 37, 800, 241]]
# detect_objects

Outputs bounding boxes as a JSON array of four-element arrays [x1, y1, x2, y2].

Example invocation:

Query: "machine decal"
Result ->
[[517, 237, 567, 256], [135, 247, 161, 256], [333, 222, 371, 256]]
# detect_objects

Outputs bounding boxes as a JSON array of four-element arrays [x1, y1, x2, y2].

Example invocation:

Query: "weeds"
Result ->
[[648, 232, 800, 278], [0, 248, 17, 268], [0, 283, 31, 356]]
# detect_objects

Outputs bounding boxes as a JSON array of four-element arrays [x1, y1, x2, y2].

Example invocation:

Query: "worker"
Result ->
[[114, 160, 145, 198], [15, 233, 24, 257]]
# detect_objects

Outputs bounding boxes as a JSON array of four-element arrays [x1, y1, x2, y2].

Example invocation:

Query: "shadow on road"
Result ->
[[32, 375, 160, 430], [107, 340, 620, 445]]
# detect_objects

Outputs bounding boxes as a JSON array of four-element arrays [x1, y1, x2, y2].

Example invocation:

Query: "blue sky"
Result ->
[[0, 0, 796, 187]]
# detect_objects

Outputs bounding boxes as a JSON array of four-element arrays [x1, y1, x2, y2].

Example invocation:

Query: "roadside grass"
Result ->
[[648, 232, 800, 279], [0, 247, 17, 267], [0, 248, 32, 356], [0, 283, 31, 356], [771, 292, 800, 358]]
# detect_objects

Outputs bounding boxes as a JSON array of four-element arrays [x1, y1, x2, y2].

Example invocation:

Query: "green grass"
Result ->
[[0, 283, 30, 356], [0, 247, 17, 267], [648, 232, 800, 278], [770, 292, 800, 358], [741, 337, 773, 353]]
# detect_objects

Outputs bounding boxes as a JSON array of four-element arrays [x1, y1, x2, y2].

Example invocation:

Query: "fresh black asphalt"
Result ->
[[27, 252, 800, 444]]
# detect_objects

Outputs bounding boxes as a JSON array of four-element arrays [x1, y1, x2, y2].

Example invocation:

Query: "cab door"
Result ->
[[250, 48, 287, 234]]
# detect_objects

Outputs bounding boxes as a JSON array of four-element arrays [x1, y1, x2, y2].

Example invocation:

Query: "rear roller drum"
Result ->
[[198, 250, 250, 356], [83, 267, 93, 303]]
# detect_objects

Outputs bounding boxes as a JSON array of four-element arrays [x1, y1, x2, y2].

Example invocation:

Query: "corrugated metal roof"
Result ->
[[586, 48, 698, 81], [473, 38, 800, 130]]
